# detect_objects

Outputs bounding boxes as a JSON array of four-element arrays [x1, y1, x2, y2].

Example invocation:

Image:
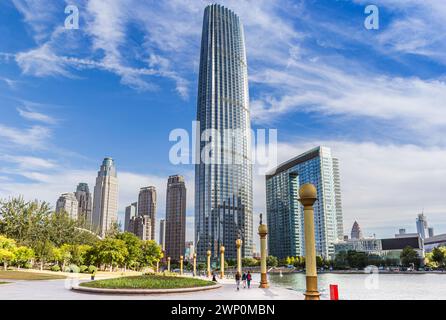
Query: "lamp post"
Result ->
[[220, 246, 225, 279], [258, 217, 269, 288], [193, 253, 197, 277], [180, 255, 184, 275], [298, 183, 320, 300], [206, 250, 211, 277], [236, 239, 243, 275], [167, 257, 171, 272]]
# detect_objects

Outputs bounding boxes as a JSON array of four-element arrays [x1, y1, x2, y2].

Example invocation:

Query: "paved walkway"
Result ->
[[0, 277, 302, 300]]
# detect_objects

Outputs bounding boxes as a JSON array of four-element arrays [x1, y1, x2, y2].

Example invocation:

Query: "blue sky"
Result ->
[[0, 0, 445, 245]]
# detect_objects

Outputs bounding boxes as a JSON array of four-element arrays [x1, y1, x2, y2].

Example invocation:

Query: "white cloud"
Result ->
[[0, 124, 51, 149], [0, 155, 57, 170], [17, 106, 58, 124]]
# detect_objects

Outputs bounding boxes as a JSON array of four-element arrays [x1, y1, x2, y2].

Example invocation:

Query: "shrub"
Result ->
[[88, 265, 97, 274], [67, 264, 80, 273], [79, 265, 88, 273], [23, 263, 33, 269], [51, 265, 61, 272]]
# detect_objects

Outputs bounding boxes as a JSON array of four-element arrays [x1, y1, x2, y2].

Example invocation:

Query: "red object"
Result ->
[[330, 284, 339, 300]]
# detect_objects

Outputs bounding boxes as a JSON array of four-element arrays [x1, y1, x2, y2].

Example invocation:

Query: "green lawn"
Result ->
[[0, 281, 10, 285], [80, 274, 215, 289], [0, 271, 66, 280]]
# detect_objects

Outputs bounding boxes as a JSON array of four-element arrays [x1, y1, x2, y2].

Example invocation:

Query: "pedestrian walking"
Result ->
[[247, 271, 252, 288], [242, 272, 247, 288], [235, 272, 241, 291], [212, 272, 217, 282]]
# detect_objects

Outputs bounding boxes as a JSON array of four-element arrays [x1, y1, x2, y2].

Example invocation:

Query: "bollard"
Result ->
[[330, 284, 339, 300], [180, 255, 184, 275], [206, 250, 211, 277], [298, 183, 320, 300], [193, 253, 197, 277], [167, 257, 171, 272]]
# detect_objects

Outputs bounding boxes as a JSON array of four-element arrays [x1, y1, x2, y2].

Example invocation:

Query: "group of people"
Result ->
[[235, 271, 252, 291]]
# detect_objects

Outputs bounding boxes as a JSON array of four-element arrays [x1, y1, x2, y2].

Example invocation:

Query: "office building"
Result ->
[[265, 146, 342, 259], [159, 219, 166, 250], [124, 202, 137, 232], [195, 4, 253, 261], [129, 215, 151, 241], [56, 192, 78, 220], [165, 175, 186, 260], [92, 157, 119, 237], [138, 186, 156, 240], [332, 158, 344, 240], [428, 227, 434, 238], [351, 221, 363, 240], [75, 183, 92, 224], [416, 213, 428, 239]]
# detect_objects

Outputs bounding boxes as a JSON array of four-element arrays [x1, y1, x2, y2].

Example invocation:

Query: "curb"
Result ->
[[71, 283, 222, 295]]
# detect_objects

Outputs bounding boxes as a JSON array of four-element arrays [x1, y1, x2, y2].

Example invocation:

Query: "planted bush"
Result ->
[[88, 265, 97, 274], [68, 264, 80, 273], [51, 265, 61, 272], [79, 265, 88, 273]]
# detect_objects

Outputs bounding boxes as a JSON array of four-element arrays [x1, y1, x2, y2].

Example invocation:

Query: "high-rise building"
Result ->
[[416, 213, 428, 239], [129, 215, 151, 241], [332, 158, 344, 240], [124, 202, 137, 232], [165, 175, 186, 261], [75, 183, 92, 224], [138, 186, 156, 240], [159, 219, 166, 250], [56, 192, 79, 220], [265, 146, 342, 259], [428, 227, 434, 238], [195, 4, 253, 261], [351, 221, 363, 240], [92, 157, 119, 237]]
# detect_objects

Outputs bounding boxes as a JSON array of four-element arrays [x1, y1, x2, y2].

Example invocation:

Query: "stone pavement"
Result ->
[[0, 277, 303, 300]]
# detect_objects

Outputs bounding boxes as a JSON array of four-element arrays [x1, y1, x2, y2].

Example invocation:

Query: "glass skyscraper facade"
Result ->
[[265, 146, 343, 259], [195, 4, 253, 261]]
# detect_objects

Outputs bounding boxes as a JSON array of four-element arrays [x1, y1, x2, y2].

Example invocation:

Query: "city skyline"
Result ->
[[0, 1, 445, 247]]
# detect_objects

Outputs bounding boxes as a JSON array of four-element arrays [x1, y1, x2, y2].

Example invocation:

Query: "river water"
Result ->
[[264, 273, 446, 300]]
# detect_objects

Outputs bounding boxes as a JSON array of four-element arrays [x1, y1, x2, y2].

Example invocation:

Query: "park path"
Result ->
[[0, 277, 303, 300]]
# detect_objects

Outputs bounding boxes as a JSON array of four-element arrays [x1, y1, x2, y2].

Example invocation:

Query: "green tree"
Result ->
[[139, 240, 163, 269], [242, 257, 258, 267], [95, 237, 128, 271], [431, 247, 446, 268], [13, 246, 34, 269], [115, 232, 143, 271], [0, 235, 17, 270], [34, 240, 54, 270], [267, 255, 278, 267], [400, 246, 420, 268]]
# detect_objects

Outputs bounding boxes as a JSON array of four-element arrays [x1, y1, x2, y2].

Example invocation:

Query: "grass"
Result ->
[[0, 271, 66, 280], [0, 281, 10, 285], [80, 274, 216, 289]]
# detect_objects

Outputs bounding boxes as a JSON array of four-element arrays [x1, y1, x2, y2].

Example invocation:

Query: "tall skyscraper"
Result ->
[[138, 186, 156, 240], [332, 158, 344, 240], [92, 157, 119, 237], [56, 192, 79, 220], [124, 202, 137, 232], [75, 183, 92, 224], [416, 213, 428, 239], [351, 221, 363, 240], [159, 219, 166, 250], [165, 175, 186, 261], [428, 227, 434, 238], [195, 4, 253, 261], [265, 146, 342, 259]]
